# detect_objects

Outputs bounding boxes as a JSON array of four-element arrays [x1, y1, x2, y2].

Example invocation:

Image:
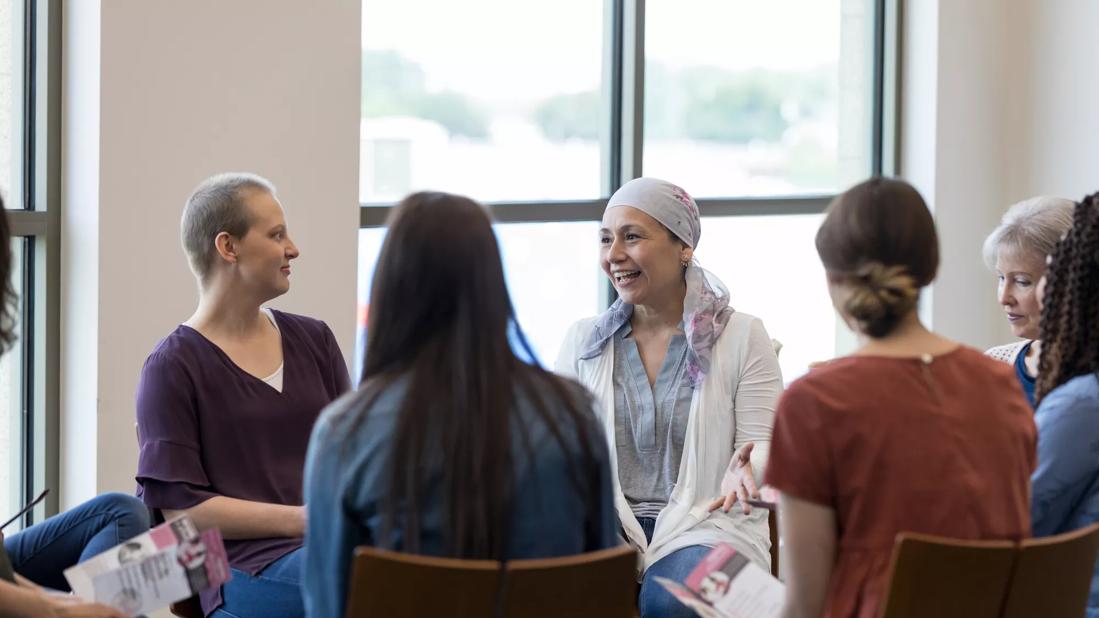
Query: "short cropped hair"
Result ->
[[181, 172, 276, 280], [982, 196, 1075, 269]]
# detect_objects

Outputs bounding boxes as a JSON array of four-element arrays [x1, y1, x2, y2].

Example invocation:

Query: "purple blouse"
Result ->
[[135, 310, 350, 615]]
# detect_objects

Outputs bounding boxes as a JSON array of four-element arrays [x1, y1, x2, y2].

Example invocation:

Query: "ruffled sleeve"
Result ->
[[135, 350, 216, 510]]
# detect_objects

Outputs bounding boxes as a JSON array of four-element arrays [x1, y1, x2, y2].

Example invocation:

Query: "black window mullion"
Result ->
[[607, 0, 624, 194], [18, 0, 39, 524], [21, 0, 36, 212], [18, 239, 34, 527], [871, 0, 886, 177]]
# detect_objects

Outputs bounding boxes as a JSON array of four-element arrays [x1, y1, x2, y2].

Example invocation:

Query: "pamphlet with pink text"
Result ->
[[64, 515, 231, 616], [655, 543, 784, 618]]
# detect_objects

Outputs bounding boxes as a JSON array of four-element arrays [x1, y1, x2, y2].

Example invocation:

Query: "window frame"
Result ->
[[7, 0, 61, 525], [359, 0, 900, 224], [357, 0, 900, 318]]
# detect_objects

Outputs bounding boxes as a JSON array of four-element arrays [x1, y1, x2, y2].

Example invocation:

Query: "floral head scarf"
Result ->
[[579, 177, 734, 386]]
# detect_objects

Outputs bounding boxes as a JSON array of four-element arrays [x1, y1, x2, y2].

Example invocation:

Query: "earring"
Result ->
[[682, 258, 691, 268]]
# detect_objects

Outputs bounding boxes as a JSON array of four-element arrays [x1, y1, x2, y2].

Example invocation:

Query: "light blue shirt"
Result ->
[[1031, 372, 1099, 616], [611, 322, 694, 519], [301, 376, 620, 618]]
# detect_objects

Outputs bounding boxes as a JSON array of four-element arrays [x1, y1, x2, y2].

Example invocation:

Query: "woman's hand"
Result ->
[[37, 593, 129, 618], [707, 442, 759, 515]]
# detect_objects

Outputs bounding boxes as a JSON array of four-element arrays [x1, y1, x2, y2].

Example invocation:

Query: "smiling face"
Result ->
[[599, 205, 692, 307], [234, 189, 300, 298], [995, 248, 1047, 339]]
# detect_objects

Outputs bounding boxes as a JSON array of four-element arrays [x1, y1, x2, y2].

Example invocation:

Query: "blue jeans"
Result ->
[[3, 492, 150, 591], [636, 516, 712, 618], [213, 548, 303, 618]]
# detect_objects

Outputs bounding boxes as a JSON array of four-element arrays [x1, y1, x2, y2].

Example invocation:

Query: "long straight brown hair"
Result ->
[[349, 191, 601, 560]]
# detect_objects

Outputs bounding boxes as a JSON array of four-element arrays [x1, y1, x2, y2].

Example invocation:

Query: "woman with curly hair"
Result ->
[[1030, 193, 1099, 617], [765, 178, 1036, 618]]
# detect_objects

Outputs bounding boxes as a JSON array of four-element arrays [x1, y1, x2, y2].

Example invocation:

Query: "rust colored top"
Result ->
[[765, 347, 1036, 618]]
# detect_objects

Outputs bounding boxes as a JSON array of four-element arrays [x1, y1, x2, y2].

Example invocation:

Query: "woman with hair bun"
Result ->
[[765, 178, 1036, 618]]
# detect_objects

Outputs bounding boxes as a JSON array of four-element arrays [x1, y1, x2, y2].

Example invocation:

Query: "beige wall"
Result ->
[[61, 0, 361, 507], [901, 0, 1097, 352], [1007, 0, 1099, 200]]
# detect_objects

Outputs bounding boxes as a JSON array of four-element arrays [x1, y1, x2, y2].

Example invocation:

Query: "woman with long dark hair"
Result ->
[[766, 178, 1035, 618], [302, 192, 618, 618], [1030, 194, 1099, 617]]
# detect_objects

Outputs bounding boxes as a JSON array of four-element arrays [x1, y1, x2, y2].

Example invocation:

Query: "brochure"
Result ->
[[656, 543, 784, 618], [63, 514, 231, 616]]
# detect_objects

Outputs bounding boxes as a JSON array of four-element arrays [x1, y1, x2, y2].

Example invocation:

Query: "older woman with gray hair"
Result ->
[[556, 177, 782, 618], [984, 196, 1074, 407]]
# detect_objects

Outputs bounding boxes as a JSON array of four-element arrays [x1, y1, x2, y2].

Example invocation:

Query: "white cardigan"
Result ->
[[555, 311, 783, 572]]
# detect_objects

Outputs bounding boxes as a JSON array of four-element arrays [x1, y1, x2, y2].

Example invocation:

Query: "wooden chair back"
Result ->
[[878, 533, 1016, 618], [346, 547, 501, 618], [345, 545, 638, 618], [1001, 522, 1099, 618], [502, 545, 637, 618], [768, 508, 779, 577]]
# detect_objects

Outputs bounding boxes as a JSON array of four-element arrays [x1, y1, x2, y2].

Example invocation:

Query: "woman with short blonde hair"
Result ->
[[136, 173, 350, 617], [984, 196, 1074, 406]]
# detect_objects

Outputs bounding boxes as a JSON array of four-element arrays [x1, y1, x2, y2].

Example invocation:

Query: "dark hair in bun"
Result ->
[[816, 177, 939, 338]]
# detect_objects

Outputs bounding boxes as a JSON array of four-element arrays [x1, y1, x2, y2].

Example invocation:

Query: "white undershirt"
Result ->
[[260, 307, 284, 393]]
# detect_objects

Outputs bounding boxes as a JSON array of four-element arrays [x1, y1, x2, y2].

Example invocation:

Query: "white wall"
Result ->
[[60, 0, 102, 507], [61, 0, 361, 507], [900, 0, 1097, 352], [1009, 0, 1099, 200]]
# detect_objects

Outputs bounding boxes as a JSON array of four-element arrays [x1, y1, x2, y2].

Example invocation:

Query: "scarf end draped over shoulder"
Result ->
[[578, 264, 733, 387]]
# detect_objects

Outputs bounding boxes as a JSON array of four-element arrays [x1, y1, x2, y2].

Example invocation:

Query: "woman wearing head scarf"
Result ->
[[556, 178, 782, 617]]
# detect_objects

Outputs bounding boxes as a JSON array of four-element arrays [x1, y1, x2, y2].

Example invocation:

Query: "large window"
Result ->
[[359, 0, 896, 382], [643, 0, 873, 196], [358, 0, 607, 203], [0, 0, 59, 528]]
